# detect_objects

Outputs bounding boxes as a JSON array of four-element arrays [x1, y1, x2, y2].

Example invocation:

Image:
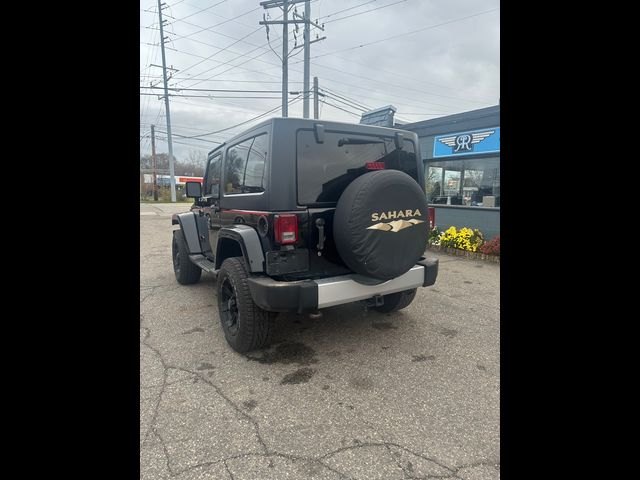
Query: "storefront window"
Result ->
[[425, 166, 442, 198], [426, 156, 500, 207]]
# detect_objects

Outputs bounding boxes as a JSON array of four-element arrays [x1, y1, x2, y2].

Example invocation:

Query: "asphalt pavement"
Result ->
[[140, 202, 500, 480]]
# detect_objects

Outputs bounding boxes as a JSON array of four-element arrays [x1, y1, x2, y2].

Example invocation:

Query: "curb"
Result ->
[[427, 244, 500, 263]]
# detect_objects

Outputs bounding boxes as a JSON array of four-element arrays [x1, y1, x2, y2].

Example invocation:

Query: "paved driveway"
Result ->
[[140, 203, 500, 479]]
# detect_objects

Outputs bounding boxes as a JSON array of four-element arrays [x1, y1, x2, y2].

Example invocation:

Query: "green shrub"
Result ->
[[428, 226, 440, 245]]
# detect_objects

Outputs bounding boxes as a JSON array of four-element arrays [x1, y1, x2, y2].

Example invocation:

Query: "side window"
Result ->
[[205, 153, 222, 197], [244, 134, 268, 192], [224, 134, 268, 194]]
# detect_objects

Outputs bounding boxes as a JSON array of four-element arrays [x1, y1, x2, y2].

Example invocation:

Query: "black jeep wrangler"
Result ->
[[171, 118, 438, 353]]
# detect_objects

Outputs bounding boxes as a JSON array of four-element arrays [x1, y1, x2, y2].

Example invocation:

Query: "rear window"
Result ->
[[296, 130, 419, 205]]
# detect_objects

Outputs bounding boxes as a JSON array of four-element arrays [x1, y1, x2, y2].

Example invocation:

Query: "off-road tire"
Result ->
[[217, 257, 275, 353], [172, 230, 202, 285], [374, 288, 417, 313]]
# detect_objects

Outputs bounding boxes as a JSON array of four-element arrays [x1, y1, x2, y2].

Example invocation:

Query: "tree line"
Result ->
[[140, 150, 207, 177]]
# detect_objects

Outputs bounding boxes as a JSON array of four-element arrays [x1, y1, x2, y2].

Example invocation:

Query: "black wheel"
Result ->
[[172, 230, 202, 285], [217, 257, 275, 353], [374, 288, 417, 313]]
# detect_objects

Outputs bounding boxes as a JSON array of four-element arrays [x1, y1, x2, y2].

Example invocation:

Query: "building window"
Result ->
[[426, 156, 500, 207], [224, 133, 268, 194]]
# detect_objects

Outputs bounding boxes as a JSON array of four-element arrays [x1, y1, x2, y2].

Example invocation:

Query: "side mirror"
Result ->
[[185, 181, 202, 198]]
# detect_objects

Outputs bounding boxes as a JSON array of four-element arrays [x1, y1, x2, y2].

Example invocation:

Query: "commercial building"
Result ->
[[395, 105, 500, 240]]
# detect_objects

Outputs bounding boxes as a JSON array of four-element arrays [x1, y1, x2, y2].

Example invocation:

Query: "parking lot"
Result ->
[[140, 202, 500, 480]]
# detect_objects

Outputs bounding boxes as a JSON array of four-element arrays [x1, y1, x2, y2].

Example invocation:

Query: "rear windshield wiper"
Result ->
[[337, 137, 385, 147]]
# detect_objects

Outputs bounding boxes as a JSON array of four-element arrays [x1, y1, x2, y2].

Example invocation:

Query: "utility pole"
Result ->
[[157, 0, 176, 202], [313, 76, 319, 119], [302, 1, 310, 118], [282, 0, 288, 117], [150, 125, 158, 201], [260, 0, 325, 118]]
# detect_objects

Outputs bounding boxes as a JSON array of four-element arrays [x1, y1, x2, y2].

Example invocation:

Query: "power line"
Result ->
[[162, 44, 284, 83], [170, 6, 263, 42], [176, 0, 258, 30], [167, 13, 273, 56], [312, 7, 500, 59], [174, 25, 302, 89], [140, 124, 228, 143], [155, 130, 222, 144], [227, 44, 488, 112], [140, 92, 283, 99], [168, 48, 478, 116], [318, 0, 378, 20], [324, 0, 410, 23], [246, 53, 463, 114], [180, 96, 302, 139], [155, 136, 215, 151], [242, 49, 463, 114], [176, 25, 267, 77], [260, 0, 325, 117], [140, 6, 161, 122], [162, 96, 282, 115], [320, 99, 362, 117], [320, 87, 372, 111], [315, 53, 496, 102], [141, 86, 282, 93], [166, 0, 227, 24], [142, 3, 495, 123], [306, 71, 456, 113], [322, 93, 367, 113], [141, 74, 302, 83], [307, 60, 474, 109], [165, 8, 317, 90], [181, 42, 285, 89], [162, 30, 295, 88], [157, 92, 282, 111], [151, 11, 307, 92]]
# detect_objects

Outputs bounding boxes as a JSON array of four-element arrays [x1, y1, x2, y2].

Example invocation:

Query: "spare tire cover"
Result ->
[[333, 170, 429, 281]]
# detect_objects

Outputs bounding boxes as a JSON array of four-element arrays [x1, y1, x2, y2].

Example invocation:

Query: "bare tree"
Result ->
[[177, 150, 206, 176]]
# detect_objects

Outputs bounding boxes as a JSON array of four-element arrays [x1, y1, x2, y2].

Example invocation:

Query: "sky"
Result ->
[[140, 0, 500, 163]]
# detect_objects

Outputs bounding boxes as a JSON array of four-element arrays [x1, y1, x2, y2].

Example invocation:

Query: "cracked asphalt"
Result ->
[[140, 203, 500, 480]]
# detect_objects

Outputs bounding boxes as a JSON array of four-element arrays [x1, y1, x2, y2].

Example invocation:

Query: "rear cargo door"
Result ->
[[296, 129, 420, 275]]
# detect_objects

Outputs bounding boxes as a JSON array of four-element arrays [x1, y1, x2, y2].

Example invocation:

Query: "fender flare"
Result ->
[[216, 225, 265, 273]]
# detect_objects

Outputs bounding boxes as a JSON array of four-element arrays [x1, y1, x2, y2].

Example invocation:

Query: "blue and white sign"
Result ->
[[433, 127, 500, 158]]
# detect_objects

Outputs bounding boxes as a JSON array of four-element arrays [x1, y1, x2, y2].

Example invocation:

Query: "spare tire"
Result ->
[[333, 170, 429, 281]]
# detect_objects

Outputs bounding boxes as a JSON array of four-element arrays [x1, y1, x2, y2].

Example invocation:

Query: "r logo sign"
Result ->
[[454, 134, 472, 152]]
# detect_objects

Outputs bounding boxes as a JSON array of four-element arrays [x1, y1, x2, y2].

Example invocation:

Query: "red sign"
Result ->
[[178, 177, 203, 183]]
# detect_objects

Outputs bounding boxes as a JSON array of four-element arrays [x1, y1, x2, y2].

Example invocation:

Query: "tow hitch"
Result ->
[[363, 295, 385, 310]]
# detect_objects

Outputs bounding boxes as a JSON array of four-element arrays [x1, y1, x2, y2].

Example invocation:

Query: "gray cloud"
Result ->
[[140, 0, 499, 160]]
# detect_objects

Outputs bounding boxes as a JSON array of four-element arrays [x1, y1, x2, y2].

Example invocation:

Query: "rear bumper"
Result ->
[[246, 257, 438, 313]]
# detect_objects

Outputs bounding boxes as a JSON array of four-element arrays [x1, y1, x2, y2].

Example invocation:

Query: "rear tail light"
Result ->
[[274, 214, 298, 244]]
